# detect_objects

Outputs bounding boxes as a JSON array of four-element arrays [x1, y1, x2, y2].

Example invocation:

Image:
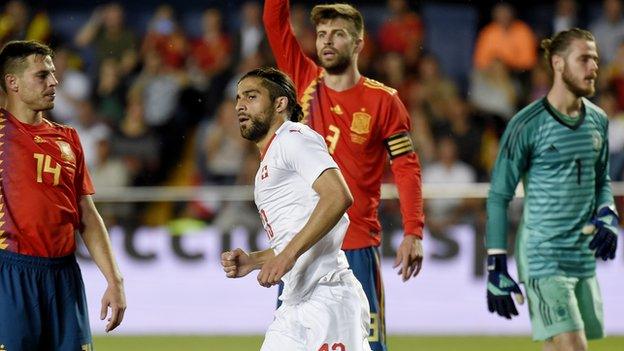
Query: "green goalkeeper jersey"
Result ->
[[486, 97, 614, 281]]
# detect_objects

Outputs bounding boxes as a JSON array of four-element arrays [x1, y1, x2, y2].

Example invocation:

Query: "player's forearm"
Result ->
[[486, 191, 512, 250], [80, 197, 123, 285], [249, 249, 276, 270], [391, 153, 425, 238], [595, 143, 615, 210], [283, 194, 352, 260], [74, 18, 100, 47]]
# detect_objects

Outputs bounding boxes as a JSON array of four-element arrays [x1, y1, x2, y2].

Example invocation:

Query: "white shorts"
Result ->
[[261, 272, 371, 351]]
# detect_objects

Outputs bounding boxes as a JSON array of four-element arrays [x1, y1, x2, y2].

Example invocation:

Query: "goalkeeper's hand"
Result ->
[[487, 254, 524, 319], [582, 206, 620, 261]]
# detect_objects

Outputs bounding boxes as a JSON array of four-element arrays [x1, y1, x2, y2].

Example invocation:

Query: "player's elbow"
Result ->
[[337, 188, 354, 212]]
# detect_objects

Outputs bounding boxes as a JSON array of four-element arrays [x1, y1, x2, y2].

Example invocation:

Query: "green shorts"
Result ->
[[525, 275, 604, 341]]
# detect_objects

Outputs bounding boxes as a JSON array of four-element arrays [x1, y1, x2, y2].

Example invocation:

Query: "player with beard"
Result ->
[[222, 67, 371, 351], [485, 28, 620, 350], [263, 2, 424, 350]]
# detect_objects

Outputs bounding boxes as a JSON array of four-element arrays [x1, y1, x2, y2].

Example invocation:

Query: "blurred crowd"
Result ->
[[1, 0, 623, 234]]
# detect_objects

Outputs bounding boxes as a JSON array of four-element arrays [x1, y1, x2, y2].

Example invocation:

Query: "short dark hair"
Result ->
[[541, 28, 595, 69], [311, 3, 364, 39], [0, 40, 54, 93], [239, 67, 303, 122]]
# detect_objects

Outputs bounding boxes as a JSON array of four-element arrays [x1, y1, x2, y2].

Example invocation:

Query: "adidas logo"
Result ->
[[546, 144, 558, 153]]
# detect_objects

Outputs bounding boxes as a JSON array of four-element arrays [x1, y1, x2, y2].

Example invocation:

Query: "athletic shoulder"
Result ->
[[506, 98, 546, 132], [362, 77, 398, 97], [583, 97, 608, 120], [276, 121, 326, 149]]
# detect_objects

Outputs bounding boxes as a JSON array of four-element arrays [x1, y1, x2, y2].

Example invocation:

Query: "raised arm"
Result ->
[[75, 8, 103, 47], [263, 0, 319, 94]]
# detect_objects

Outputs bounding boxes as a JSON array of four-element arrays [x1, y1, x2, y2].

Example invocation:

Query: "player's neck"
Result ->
[[546, 85, 583, 117], [323, 65, 361, 92], [4, 100, 44, 125], [256, 118, 286, 153]]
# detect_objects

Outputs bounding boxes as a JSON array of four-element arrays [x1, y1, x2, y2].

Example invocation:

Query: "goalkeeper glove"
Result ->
[[487, 254, 524, 319], [583, 206, 619, 261]]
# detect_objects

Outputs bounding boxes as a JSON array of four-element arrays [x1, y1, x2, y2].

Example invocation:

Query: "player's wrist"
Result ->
[[487, 253, 508, 273], [106, 275, 124, 286]]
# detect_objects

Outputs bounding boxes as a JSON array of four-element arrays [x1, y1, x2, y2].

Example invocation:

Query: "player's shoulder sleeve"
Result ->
[[364, 78, 415, 158], [65, 126, 95, 196], [490, 100, 543, 194], [583, 97, 609, 130], [364, 78, 409, 136], [276, 122, 338, 185], [263, 0, 319, 93]]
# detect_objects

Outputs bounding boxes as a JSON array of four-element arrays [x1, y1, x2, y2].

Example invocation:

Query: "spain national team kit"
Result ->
[[487, 98, 614, 340], [0, 109, 94, 350], [264, 1, 424, 350]]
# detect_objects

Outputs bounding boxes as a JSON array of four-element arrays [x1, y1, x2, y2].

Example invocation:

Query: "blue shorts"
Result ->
[[0, 250, 93, 351], [345, 247, 386, 351], [277, 246, 386, 351]]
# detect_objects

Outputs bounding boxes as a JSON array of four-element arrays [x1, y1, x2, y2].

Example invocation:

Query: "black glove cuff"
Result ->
[[487, 254, 508, 272]]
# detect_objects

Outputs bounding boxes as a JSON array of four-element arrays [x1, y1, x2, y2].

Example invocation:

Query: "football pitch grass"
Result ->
[[94, 335, 624, 350]]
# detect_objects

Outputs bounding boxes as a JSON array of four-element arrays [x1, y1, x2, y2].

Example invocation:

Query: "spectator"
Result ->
[[90, 139, 131, 226], [0, 1, 52, 46], [473, 2, 537, 72], [290, 3, 316, 58], [378, 0, 423, 67], [438, 96, 485, 178], [51, 47, 92, 124], [131, 49, 183, 128], [598, 90, 624, 181], [552, 0, 578, 35], [188, 8, 231, 77], [591, 0, 624, 66], [196, 99, 248, 185], [469, 59, 518, 120], [111, 90, 161, 186], [74, 2, 138, 74], [528, 62, 551, 102], [232, 1, 265, 63], [94, 58, 127, 126], [72, 100, 111, 169], [422, 137, 477, 257], [142, 4, 188, 70]]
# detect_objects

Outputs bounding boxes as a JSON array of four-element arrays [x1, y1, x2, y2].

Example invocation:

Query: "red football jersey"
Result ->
[[0, 109, 94, 257], [264, 0, 424, 249]]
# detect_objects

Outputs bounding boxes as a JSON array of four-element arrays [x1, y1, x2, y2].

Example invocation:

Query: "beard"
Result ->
[[562, 65, 595, 98], [319, 50, 352, 75], [239, 105, 275, 142]]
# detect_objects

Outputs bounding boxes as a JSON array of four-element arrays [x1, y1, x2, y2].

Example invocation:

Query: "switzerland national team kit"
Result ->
[[256, 120, 370, 351], [0, 109, 94, 350], [264, 1, 424, 350]]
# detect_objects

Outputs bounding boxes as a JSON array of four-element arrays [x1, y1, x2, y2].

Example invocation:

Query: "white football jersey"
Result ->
[[254, 120, 350, 303]]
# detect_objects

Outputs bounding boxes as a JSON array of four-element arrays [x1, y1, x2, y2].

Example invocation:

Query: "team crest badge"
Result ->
[[592, 131, 602, 151], [350, 112, 371, 135], [56, 140, 75, 162]]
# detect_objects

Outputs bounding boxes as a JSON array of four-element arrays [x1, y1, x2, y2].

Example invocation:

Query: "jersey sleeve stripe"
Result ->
[[384, 132, 414, 159]]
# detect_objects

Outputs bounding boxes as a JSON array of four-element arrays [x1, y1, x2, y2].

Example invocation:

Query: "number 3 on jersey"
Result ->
[[33, 153, 60, 186], [326, 125, 340, 155]]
